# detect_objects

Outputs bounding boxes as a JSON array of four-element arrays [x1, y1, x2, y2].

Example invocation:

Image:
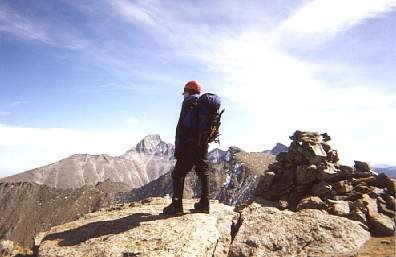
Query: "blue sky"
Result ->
[[1, 0, 395, 177]]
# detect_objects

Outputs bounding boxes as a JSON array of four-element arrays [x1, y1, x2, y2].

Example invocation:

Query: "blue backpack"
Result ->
[[196, 93, 225, 145]]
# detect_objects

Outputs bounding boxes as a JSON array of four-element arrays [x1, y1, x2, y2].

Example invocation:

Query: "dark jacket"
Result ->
[[175, 93, 200, 159]]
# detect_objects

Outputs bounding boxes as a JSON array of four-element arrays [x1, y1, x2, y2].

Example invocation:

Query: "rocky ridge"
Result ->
[[254, 130, 396, 236], [0, 181, 118, 249], [116, 146, 275, 206], [208, 148, 228, 163]]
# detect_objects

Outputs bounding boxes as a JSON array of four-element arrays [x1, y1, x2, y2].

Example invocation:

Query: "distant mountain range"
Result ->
[[0, 134, 175, 189], [374, 166, 396, 178], [0, 136, 286, 190]]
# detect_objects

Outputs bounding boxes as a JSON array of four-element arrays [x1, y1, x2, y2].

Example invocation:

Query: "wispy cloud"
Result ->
[[277, 0, 396, 43], [9, 100, 29, 107], [0, 123, 139, 154], [0, 4, 51, 44], [0, 2, 90, 51], [0, 123, 143, 175], [125, 116, 140, 125], [109, 0, 160, 27], [0, 111, 10, 117]]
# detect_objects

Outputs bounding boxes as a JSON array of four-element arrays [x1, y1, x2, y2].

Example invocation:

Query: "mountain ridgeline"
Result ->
[[0, 135, 284, 194], [116, 146, 275, 206], [374, 166, 396, 178], [0, 135, 175, 189]]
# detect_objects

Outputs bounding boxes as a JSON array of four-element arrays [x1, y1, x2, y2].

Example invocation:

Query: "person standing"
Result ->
[[162, 80, 210, 215]]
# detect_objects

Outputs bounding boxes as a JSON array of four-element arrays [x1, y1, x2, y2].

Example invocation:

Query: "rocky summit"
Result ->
[[17, 196, 371, 257], [254, 130, 396, 236], [34, 197, 238, 257]]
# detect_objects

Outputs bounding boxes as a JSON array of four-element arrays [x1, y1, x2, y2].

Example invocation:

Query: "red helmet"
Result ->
[[184, 80, 202, 93]]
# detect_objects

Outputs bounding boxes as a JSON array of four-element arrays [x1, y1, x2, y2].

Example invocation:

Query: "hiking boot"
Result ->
[[191, 198, 209, 213], [162, 197, 183, 215], [191, 174, 209, 213], [162, 176, 185, 215]]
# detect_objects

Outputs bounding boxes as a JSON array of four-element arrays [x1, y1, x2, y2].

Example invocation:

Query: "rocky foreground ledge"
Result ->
[[34, 197, 237, 257], [2, 196, 374, 257]]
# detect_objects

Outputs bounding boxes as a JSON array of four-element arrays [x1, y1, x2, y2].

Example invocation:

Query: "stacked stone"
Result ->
[[254, 130, 395, 236]]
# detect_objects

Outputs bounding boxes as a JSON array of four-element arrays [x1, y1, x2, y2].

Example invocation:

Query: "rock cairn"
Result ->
[[254, 130, 395, 236]]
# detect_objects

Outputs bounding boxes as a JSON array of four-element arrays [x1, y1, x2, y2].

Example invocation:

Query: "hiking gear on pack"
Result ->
[[162, 176, 185, 215], [196, 93, 225, 145], [184, 80, 202, 94]]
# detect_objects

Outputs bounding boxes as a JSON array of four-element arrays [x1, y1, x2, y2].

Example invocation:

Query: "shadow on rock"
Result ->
[[42, 212, 179, 246], [122, 252, 141, 257]]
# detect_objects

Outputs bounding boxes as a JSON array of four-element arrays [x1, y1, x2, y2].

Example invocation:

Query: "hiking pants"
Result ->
[[171, 142, 209, 179]]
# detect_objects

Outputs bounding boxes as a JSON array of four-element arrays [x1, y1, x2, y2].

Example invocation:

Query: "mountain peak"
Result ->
[[135, 134, 162, 152], [125, 134, 174, 156], [270, 143, 288, 155], [208, 148, 227, 163], [263, 143, 288, 155]]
